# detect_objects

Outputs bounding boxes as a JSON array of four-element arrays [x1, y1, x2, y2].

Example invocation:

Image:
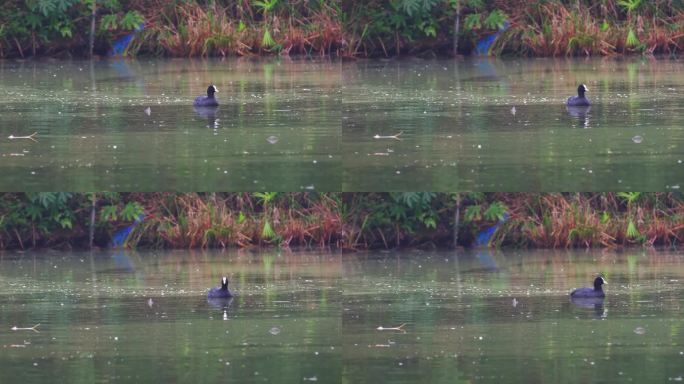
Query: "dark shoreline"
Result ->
[[3, 1, 684, 59], [1, 193, 682, 251]]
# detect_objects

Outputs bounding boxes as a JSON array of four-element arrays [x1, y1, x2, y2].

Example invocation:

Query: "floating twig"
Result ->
[[376, 323, 406, 331], [373, 132, 403, 141], [8, 132, 38, 142], [11, 324, 40, 333], [372, 339, 396, 348]]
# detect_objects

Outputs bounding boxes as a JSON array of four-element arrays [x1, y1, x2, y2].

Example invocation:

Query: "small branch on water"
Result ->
[[376, 323, 406, 331], [373, 132, 403, 140], [11, 324, 40, 333], [8, 132, 38, 142]]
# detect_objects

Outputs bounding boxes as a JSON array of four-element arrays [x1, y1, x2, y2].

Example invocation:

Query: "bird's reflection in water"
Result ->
[[571, 296, 606, 318], [207, 296, 234, 310], [194, 105, 219, 128], [566, 106, 591, 129]]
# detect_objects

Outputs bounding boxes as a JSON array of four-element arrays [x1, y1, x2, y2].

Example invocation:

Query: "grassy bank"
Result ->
[[0, 193, 682, 250], [2, 1, 684, 58]]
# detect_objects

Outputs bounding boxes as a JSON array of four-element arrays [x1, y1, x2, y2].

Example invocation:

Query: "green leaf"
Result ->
[[617, 192, 641, 204], [254, 192, 278, 204], [626, 219, 640, 239], [59, 216, 72, 229], [262, 29, 276, 48], [464, 205, 482, 222], [600, 20, 610, 32], [600, 211, 610, 224], [483, 9, 507, 30], [59, 26, 72, 38], [37, 0, 57, 16], [625, 28, 640, 47], [25, 205, 43, 221], [100, 205, 118, 222], [388, 205, 408, 221], [401, 0, 420, 16], [121, 11, 144, 30], [466, 0, 485, 9], [483, 201, 508, 221], [253, 0, 279, 13], [617, 0, 641, 13], [237, 20, 246, 33], [464, 13, 482, 30], [121, 202, 144, 221], [100, 14, 118, 31], [421, 215, 437, 229], [420, 22, 437, 37], [262, 220, 276, 239]]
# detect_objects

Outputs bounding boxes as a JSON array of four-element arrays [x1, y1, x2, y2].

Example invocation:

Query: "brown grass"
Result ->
[[136, 2, 345, 57], [492, 193, 684, 248], [494, 2, 684, 56]]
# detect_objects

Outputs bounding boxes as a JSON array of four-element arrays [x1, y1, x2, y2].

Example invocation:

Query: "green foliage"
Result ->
[[483, 201, 507, 221], [32, 0, 78, 17], [2, 0, 684, 58], [568, 225, 597, 244], [100, 204, 119, 222], [626, 219, 640, 239], [100, 14, 119, 31], [262, 220, 273, 238], [253, 0, 280, 14], [393, 192, 436, 209], [26, 193, 75, 230], [625, 28, 640, 48], [121, 202, 144, 221], [464, 204, 482, 222], [237, 20, 247, 33], [617, 192, 641, 205], [399, 0, 441, 17], [261, 29, 276, 48], [600, 211, 610, 224], [600, 20, 610, 32], [358, 0, 451, 54], [99, 9, 144, 33], [99, 195, 144, 223], [15, 0, 80, 48], [262, 220, 279, 241], [617, 0, 642, 13], [483, 9, 507, 30], [1, 193, 684, 250], [389, 193, 439, 230], [254, 192, 279, 206], [463, 200, 507, 222], [0, 0, 146, 57], [464, 13, 482, 30]]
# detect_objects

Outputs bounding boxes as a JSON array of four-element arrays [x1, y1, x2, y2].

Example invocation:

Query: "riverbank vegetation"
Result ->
[[0, 192, 682, 250], [2, 1, 684, 58]]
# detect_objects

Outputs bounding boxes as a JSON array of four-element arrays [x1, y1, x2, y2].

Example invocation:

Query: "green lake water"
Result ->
[[1, 249, 683, 383], [0, 250, 341, 383], [0, 59, 341, 191], [343, 58, 684, 191], [1, 58, 684, 190]]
